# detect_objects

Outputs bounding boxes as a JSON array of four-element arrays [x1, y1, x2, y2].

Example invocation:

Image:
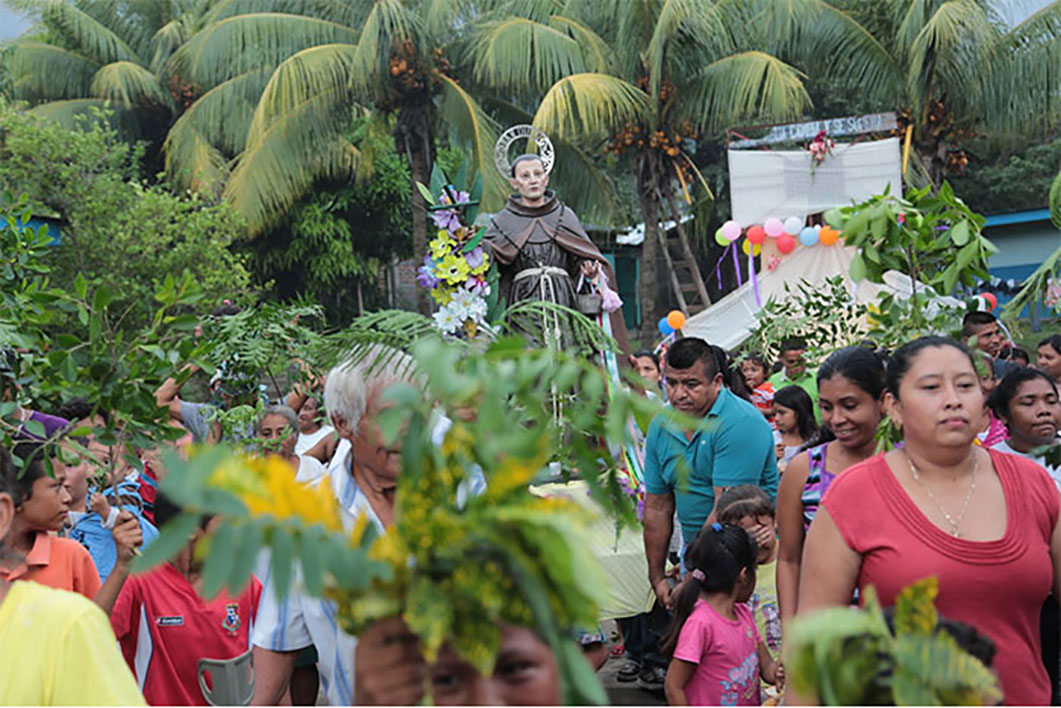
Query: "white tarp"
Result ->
[[682, 243, 884, 351], [727, 137, 902, 226]]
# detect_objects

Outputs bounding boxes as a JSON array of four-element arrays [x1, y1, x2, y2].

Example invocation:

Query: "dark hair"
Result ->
[[774, 385, 819, 441], [961, 310, 997, 337], [711, 345, 752, 402], [510, 154, 544, 177], [2, 442, 50, 506], [779, 337, 807, 355], [716, 485, 775, 525], [886, 337, 977, 400], [818, 346, 887, 399], [881, 608, 996, 668], [56, 397, 94, 424], [666, 338, 718, 378], [632, 349, 660, 370], [153, 492, 211, 531], [1040, 334, 1061, 357], [741, 352, 768, 373], [661, 524, 757, 656], [987, 367, 1059, 420], [1009, 347, 1030, 366]]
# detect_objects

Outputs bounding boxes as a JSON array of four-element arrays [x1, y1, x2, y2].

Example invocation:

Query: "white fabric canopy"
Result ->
[[727, 137, 902, 226], [682, 244, 884, 351]]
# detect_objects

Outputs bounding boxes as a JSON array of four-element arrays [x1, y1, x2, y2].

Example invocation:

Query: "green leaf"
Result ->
[[91, 285, 113, 312], [461, 226, 486, 253], [429, 163, 447, 200], [298, 526, 325, 597], [894, 577, 939, 637], [202, 522, 239, 598], [415, 181, 436, 205], [60, 354, 77, 383], [466, 174, 484, 225], [134, 513, 199, 572], [949, 220, 970, 246], [849, 252, 867, 282], [74, 273, 87, 300], [269, 528, 295, 602]]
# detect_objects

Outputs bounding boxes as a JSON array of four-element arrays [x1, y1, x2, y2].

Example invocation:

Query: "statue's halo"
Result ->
[[494, 125, 555, 177]]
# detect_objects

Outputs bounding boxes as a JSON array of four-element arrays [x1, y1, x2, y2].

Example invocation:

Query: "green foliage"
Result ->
[[0, 102, 253, 330], [787, 579, 1001, 706], [949, 138, 1061, 216], [246, 126, 412, 325], [743, 275, 868, 363], [828, 183, 996, 332]]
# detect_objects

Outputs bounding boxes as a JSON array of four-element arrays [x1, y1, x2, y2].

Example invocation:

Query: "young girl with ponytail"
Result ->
[[662, 523, 783, 706]]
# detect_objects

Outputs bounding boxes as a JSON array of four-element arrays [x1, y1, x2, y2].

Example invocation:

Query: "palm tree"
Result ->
[[471, 1, 812, 339], [746, 0, 1061, 186], [3, 0, 200, 149], [165, 0, 523, 312]]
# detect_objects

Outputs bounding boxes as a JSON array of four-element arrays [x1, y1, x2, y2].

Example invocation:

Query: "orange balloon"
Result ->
[[667, 310, 686, 330], [819, 226, 840, 246]]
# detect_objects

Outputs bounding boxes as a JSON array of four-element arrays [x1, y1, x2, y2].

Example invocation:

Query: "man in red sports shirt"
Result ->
[[110, 495, 261, 706]]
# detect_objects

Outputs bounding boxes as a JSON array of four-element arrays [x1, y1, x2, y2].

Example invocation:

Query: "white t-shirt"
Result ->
[[294, 455, 327, 484], [295, 426, 334, 456], [992, 439, 1061, 490]]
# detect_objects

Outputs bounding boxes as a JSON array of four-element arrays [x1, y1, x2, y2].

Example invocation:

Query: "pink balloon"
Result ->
[[764, 218, 784, 238], [721, 220, 741, 241]]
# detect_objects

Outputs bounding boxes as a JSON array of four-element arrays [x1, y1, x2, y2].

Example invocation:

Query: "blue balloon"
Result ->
[[658, 317, 674, 336], [799, 226, 819, 246]]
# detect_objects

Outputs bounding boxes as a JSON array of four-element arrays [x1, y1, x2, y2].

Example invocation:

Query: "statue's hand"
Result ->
[[580, 260, 599, 278]]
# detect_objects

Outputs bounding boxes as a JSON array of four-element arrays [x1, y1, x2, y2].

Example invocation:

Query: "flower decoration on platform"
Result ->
[[416, 166, 492, 338], [809, 130, 835, 173]]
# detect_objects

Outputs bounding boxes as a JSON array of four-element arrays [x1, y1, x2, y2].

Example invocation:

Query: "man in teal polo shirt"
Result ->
[[769, 337, 819, 414], [643, 337, 778, 611]]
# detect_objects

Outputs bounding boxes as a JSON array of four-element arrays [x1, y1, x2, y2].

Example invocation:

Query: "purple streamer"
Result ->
[[731, 242, 743, 288], [748, 250, 762, 307]]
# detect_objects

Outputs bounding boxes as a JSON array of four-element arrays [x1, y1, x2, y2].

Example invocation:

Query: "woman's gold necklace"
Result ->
[[905, 450, 979, 538]]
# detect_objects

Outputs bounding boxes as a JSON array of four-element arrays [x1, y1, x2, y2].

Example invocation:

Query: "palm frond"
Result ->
[[38, 0, 140, 65], [465, 16, 603, 93], [6, 42, 99, 102], [247, 43, 359, 139], [24, 97, 107, 124], [168, 13, 359, 88], [1051, 168, 1061, 231], [728, 0, 901, 105], [23, 97, 150, 138], [91, 60, 174, 109], [679, 50, 810, 132], [150, 15, 196, 74], [980, 1, 1061, 135], [532, 73, 650, 141], [318, 310, 439, 373], [224, 88, 361, 233], [200, 0, 368, 28], [547, 15, 611, 72], [165, 68, 270, 174], [496, 300, 619, 355], [436, 73, 507, 211], [167, 128, 229, 194], [645, 0, 729, 98], [349, 0, 420, 95], [907, 1, 997, 115]]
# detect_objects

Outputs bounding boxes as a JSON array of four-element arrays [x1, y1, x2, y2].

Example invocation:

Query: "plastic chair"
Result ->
[[198, 649, 255, 706]]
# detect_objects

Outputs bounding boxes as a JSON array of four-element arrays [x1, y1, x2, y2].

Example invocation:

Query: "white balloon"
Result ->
[[783, 216, 802, 235]]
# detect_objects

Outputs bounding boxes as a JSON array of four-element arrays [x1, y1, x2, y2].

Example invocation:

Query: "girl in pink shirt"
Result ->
[[662, 523, 782, 706]]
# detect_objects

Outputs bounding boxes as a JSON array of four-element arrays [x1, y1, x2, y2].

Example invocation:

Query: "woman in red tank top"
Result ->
[[799, 337, 1061, 706]]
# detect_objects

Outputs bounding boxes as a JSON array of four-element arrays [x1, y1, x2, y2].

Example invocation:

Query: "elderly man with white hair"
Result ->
[[250, 349, 416, 706]]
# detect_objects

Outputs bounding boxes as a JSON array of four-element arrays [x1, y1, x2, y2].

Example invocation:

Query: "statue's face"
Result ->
[[509, 158, 549, 203]]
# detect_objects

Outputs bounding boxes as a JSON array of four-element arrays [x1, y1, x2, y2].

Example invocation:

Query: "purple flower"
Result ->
[[464, 247, 485, 270], [417, 257, 440, 288], [431, 209, 461, 232]]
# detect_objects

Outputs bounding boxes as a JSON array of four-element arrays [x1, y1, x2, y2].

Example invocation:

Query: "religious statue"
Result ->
[[484, 126, 631, 355]]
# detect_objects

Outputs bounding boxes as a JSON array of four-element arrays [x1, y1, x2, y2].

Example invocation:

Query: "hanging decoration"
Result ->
[[808, 130, 835, 174]]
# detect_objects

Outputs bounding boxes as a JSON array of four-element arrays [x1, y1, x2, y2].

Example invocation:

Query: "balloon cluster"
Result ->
[[714, 216, 843, 257], [657, 309, 686, 336]]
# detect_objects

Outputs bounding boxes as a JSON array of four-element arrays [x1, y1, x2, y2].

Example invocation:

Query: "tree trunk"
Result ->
[[396, 104, 435, 314], [637, 152, 662, 343]]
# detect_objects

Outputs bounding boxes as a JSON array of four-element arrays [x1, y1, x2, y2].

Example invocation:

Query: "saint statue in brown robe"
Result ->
[[484, 155, 631, 356]]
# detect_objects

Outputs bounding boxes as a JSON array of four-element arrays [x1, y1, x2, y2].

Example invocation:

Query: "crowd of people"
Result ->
[[1, 298, 1060, 706]]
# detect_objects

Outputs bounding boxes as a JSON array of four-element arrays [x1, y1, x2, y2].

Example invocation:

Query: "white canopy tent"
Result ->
[[683, 135, 903, 349]]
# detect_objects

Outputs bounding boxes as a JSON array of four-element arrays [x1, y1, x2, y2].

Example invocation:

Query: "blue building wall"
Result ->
[[982, 210, 1059, 320]]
